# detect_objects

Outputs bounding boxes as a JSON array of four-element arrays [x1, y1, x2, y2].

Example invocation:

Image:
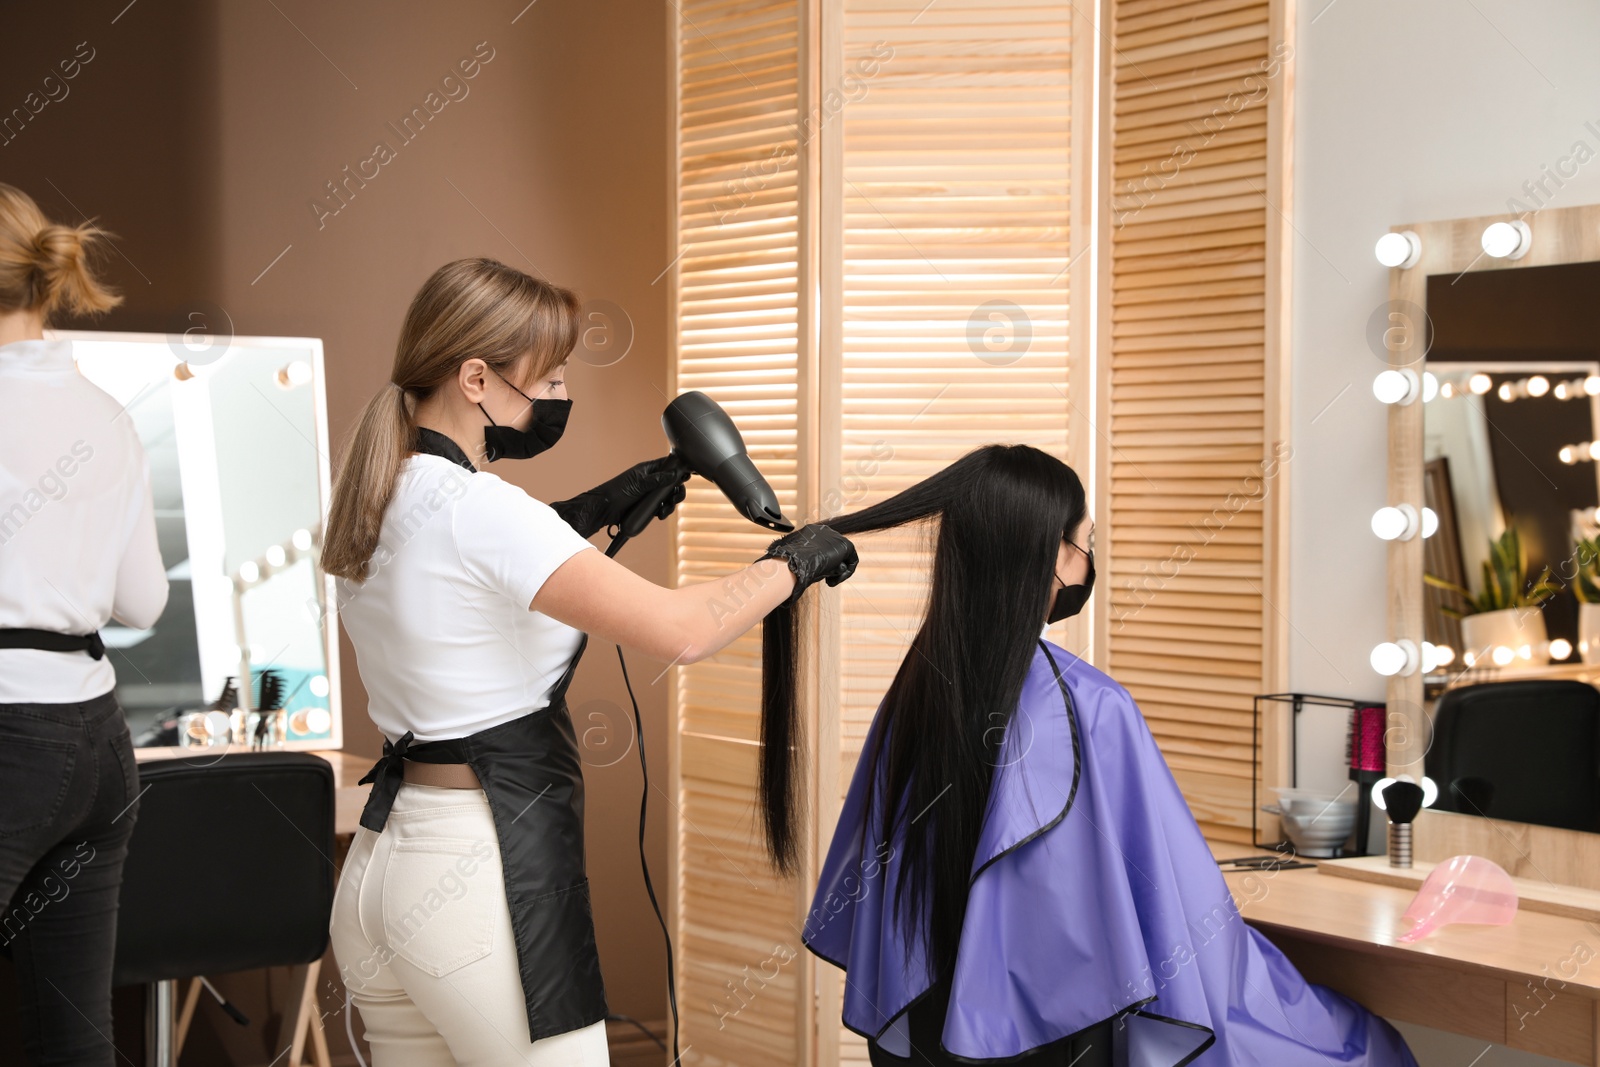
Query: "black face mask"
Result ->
[[479, 367, 571, 462], [1047, 545, 1095, 624]]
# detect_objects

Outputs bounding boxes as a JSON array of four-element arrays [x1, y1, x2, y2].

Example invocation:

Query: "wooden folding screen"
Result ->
[[667, 0, 1290, 1061], [1096, 0, 1293, 844]]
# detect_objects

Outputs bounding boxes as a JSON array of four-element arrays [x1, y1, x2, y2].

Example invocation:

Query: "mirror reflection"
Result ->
[[55, 331, 338, 750], [1420, 262, 1600, 832]]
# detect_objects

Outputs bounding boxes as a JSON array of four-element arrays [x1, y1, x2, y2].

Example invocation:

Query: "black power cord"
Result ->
[[616, 643, 680, 1064], [598, 516, 681, 1064]]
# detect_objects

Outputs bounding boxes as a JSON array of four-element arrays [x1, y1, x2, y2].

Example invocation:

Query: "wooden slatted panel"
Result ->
[[673, 2, 806, 1062], [1105, 0, 1275, 843], [832, 2, 1074, 1058]]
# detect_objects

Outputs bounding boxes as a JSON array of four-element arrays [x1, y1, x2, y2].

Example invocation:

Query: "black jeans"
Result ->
[[867, 972, 1115, 1067], [0, 690, 140, 1067]]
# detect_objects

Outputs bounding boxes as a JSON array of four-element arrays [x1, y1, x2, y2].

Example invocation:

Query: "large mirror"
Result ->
[[50, 330, 340, 753], [1419, 260, 1600, 833]]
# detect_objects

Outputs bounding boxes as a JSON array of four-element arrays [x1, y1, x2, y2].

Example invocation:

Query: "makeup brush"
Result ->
[[1381, 780, 1425, 869]]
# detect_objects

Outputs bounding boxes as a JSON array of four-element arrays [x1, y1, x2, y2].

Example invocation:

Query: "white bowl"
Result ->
[[1272, 788, 1358, 820]]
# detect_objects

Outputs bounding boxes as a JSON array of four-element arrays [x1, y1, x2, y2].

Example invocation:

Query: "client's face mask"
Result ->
[[479, 366, 571, 462], [1047, 539, 1095, 624]]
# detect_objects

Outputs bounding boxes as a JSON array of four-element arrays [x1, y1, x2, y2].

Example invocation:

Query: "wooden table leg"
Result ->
[[173, 978, 203, 1059], [283, 959, 322, 1067]]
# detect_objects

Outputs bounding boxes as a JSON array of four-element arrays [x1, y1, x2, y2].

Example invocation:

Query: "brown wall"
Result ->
[[2, 0, 672, 1060]]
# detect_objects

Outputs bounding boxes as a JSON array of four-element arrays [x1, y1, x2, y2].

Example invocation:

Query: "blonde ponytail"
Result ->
[[322, 258, 580, 581], [322, 382, 414, 580], [0, 183, 122, 320]]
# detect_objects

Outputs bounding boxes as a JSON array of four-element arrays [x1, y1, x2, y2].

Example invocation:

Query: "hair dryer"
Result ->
[[616, 391, 794, 541]]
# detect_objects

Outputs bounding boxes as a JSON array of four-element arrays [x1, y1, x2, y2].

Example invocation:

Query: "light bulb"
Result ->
[[239, 560, 260, 583], [1441, 381, 1457, 398], [1421, 776, 1439, 808], [1469, 373, 1493, 395], [1463, 649, 1477, 668], [1482, 220, 1531, 259], [1528, 374, 1550, 397], [1421, 507, 1438, 538], [1492, 644, 1515, 666], [1371, 504, 1419, 541], [1373, 777, 1396, 811], [1371, 639, 1419, 677], [1518, 643, 1533, 660], [1498, 382, 1514, 402], [1423, 371, 1439, 402], [1556, 382, 1570, 400], [292, 528, 313, 551], [1375, 230, 1422, 269], [1589, 442, 1600, 461], [266, 545, 287, 567], [305, 707, 332, 734], [276, 360, 314, 389], [310, 674, 331, 698], [1550, 638, 1573, 660], [1435, 644, 1455, 667], [1561, 446, 1577, 465], [1422, 641, 1439, 672], [1374, 369, 1420, 405], [1587, 375, 1600, 396]]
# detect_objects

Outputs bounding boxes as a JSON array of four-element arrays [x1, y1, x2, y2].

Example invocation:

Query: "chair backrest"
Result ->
[[113, 752, 335, 987], [1425, 680, 1600, 833]]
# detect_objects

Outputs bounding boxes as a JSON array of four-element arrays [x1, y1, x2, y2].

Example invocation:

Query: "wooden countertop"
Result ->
[[1227, 861, 1600, 997], [1220, 853, 1600, 1063]]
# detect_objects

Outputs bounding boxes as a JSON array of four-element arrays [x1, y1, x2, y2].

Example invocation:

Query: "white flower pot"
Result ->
[[1579, 603, 1600, 665], [1461, 607, 1548, 667]]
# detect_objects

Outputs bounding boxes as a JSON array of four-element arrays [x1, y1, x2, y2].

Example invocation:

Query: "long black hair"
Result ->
[[759, 444, 1088, 978]]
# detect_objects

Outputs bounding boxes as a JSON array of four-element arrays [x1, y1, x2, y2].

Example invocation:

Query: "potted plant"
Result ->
[[1426, 526, 1557, 666], [1573, 536, 1600, 664]]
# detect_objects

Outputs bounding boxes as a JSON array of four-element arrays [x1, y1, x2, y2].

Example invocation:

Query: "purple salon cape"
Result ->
[[803, 639, 1417, 1066]]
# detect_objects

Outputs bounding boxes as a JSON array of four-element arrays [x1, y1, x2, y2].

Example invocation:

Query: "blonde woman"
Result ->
[[0, 184, 168, 1066], [325, 258, 856, 1065]]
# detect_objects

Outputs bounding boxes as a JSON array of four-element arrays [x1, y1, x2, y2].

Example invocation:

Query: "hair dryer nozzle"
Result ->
[[663, 391, 794, 532]]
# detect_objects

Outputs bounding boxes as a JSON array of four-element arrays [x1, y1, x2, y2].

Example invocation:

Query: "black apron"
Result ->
[[356, 428, 608, 1043]]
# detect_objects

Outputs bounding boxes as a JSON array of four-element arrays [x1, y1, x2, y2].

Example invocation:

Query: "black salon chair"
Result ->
[[1426, 680, 1600, 832], [113, 752, 336, 1067]]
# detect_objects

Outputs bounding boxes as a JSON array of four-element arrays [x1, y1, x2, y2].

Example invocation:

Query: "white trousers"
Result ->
[[330, 782, 610, 1066]]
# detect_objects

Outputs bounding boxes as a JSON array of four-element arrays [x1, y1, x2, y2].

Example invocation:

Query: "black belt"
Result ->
[[0, 628, 105, 660]]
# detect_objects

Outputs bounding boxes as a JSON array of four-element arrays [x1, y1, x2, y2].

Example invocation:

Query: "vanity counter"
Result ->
[[1226, 858, 1600, 1063]]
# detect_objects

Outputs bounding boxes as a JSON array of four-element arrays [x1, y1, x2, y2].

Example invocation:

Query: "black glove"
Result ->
[[550, 454, 691, 538], [758, 523, 858, 604]]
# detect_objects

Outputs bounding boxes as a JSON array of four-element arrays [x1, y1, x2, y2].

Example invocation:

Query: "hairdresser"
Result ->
[[324, 257, 856, 1066], [0, 184, 169, 1067]]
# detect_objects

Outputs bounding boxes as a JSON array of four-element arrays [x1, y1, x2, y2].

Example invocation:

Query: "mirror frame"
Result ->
[[47, 329, 343, 759], [1386, 203, 1600, 884]]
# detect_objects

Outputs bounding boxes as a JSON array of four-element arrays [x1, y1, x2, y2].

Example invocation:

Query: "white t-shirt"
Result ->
[[337, 452, 595, 742], [0, 338, 170, 703]]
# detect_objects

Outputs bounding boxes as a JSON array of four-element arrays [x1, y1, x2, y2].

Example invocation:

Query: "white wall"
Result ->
[[1291, 2, 1600, 1062]]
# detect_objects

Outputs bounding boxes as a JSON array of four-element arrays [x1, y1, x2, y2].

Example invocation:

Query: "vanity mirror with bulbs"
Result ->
[[1374, 203, 1600, 884], [48, 330, 342, 757]]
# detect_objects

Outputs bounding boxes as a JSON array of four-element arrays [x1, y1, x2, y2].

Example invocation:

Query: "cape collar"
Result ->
[[413, 426, 477, 473]]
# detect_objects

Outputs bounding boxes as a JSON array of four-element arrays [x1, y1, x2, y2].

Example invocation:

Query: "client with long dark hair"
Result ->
[[759, 445, 1418, 1067]]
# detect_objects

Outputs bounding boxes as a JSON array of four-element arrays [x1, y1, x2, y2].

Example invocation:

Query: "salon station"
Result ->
[[9, 2, 1600, 1067]]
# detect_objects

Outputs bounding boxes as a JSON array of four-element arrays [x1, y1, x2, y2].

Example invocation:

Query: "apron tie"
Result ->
[[357, 730, 415, 832]]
